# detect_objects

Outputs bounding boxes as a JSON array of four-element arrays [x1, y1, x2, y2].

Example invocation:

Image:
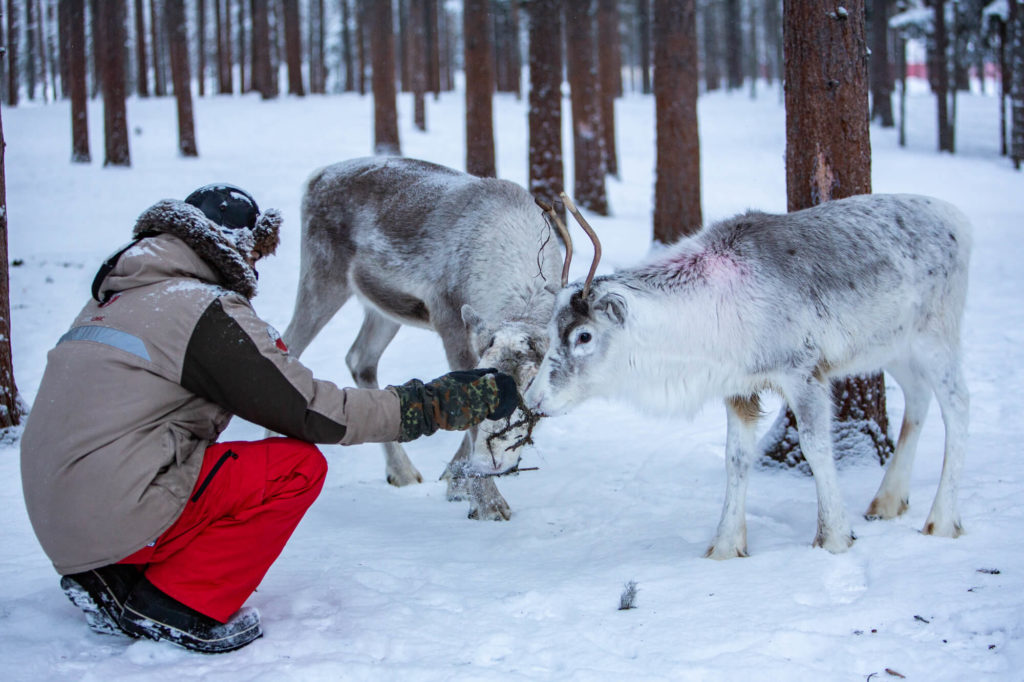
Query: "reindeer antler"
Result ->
[[560, 192, 602, 298], [536, 197, 573, 287]]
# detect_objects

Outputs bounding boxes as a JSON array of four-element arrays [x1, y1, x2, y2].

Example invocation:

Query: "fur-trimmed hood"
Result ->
[[131, 199, 282, 299]]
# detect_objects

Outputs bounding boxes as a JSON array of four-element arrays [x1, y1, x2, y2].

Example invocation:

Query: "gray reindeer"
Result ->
[[525, 193, 971, 557], [281, 157, 563, 520]]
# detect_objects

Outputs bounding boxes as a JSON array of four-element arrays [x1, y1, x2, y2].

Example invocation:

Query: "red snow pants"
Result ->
[[119, 438, 327, 622]]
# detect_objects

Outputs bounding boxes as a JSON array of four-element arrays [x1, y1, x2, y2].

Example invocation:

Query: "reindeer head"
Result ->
[[524, 194, 626, 417]]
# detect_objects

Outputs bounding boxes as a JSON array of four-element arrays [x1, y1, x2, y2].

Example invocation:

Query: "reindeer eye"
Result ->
[[578, 331, 592, 345]]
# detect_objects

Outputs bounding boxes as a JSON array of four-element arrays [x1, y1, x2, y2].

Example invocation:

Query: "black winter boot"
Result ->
[[60, 564, 143, 637], [118, 576, 262, 654]]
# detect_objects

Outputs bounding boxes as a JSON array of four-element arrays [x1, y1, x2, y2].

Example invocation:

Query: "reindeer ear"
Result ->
[[461, 304, 486, 335], [593, 292, 627, 326]]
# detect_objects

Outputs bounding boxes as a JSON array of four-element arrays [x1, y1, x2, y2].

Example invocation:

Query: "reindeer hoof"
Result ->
[[813, 531, 855, 553], [865, 495, 909, 521], [704, 544, 749, 560], [386, 467, 423, 487], [465, 476, 511, 521], [922, 518, 963, 538], [468, 500, 512, 521]]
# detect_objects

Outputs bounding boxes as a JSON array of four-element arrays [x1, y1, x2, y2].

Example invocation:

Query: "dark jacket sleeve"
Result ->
[[181, 296, 400, 444]]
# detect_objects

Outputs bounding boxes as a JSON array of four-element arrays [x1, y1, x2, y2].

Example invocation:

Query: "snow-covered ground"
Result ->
[[2, 82, 1022, 680]]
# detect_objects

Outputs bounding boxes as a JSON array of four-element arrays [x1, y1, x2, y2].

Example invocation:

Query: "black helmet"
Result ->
[[184, 183, 261, 230]]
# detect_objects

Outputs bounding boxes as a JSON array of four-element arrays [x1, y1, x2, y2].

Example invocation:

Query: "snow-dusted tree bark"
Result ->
[[566, 0, 608, 214], [765, 0, 893, 469], [372, 0, 400, 154], [0, 100, 23, 431], [598, 0, 619, 177], [97, 0, 130, 166], [464, 0, 495, 177], [165, 0, 196, 156], [527, 0, 565, 209], [68, 0, 89, 162], [653, 0, 701, 242]]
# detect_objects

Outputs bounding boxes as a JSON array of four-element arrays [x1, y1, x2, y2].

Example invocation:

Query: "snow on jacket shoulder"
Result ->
[[20, 231, 400, 575]]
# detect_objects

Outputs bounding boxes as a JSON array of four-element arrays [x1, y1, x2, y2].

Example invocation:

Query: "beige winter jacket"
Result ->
[[21, 217, 401, 575]]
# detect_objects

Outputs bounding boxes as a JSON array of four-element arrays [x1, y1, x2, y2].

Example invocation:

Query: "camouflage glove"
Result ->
[[390, 369, 519, 443]]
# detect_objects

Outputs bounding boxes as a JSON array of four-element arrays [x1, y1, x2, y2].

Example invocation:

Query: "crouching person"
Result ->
[[19, 185, 518, 654]]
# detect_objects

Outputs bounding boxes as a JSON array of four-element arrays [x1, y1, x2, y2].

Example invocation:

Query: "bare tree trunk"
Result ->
[[26, 0, 37, 100], [637, 0, 651, 94], [6, 0, 19, 105], [933, 0, 953, 152], [1011, 0, 1024, 168], [216, 0, 234, 93], [197, 0, 205, 95], [653, 0, 701, 242], [464, 0, 495, 177], [372, 0, 400, 154], [308, 0, 325, 93], [765, 0, 892, 469], [97, 0, 130, 166], [747, 0, 758, 98], [409, 0, 426, 130], [0, 100, 23, 430], [702, 0, 721, 92], [69, 0, 90, 162], [134, 0, 149, 96], [357, 0, 367, 95], [566, 0, 608, 214], [870, 0, 894, 126], [150, 0, 166, 95], [598, 0, 619, 177], [252, 0, 273, 97], [724, 0, 742, 89], [165, 0, 196, 156], [426, 0, 440, 96], [763, 0, 781, 86], [341, 0, 354, 91], [527, 0, 565, 210], [59, 0, 71, 98], [282, 0, 303, 95]]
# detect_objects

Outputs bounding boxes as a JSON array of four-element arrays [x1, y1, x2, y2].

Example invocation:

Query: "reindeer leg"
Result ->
[[866, 358, 931, 520], [788, 377, 855, 553], [706, 397, 758, 559], [919, 343, 968, 538], [436, 314, 511, 521], [346, 309, 422, 486]]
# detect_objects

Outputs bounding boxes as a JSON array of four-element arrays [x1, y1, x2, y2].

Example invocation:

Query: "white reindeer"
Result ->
[[281, 157, 563, 520], [524, 193, 971, 557]]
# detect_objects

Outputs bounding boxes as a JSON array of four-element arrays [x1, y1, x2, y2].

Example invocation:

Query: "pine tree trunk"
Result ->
[[341, 0, 354, 91], [637, 0, 651, 94], [165, 0, 196, 156], [932, 0, 952, 152], [282, 0, 303, 95], [527, 0, 565, 210], [702, 0, 722, 92], [6, 0, 19, 105], [98, 0, 130, 166], [149, 0, 166, 95], [134, 0, 149, 96], [357, 0, 367, 95], [197, 0, 205, 96], [0, 101, 23, 430], [725, 0, 742, 89], [1012, 0, 1024, 168], [566, 0, 608, 214], [653, 0, 701, 243], [372, 0, 400, 154], [69, 0, 90, 162], [464, 0, 495, 177], [870, 0, 894, 127], [598, 0, 619, 177], [252, 0, 273, 98], [765, 0, 893, 469], [409, 0, 426, 130]]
